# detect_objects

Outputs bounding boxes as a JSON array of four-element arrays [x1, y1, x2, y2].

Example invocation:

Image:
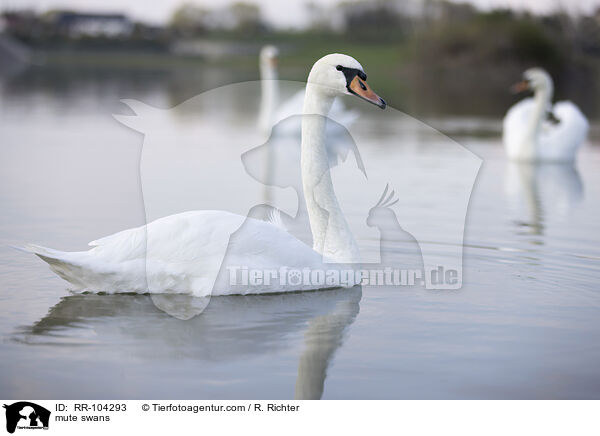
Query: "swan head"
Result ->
[[259, 45, 279, 68], [512, 67, 553, 95], [307, 53, 386, 109]]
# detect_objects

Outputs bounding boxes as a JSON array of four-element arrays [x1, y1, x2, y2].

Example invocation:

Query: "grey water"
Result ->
[[1, 65, 599, 399]]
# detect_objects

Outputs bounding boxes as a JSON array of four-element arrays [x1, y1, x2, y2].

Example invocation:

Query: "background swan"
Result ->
[[25, 53, 386, 296], [503, 67, 588, 162]]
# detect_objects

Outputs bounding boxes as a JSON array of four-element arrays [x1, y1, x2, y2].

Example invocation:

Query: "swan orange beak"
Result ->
[[510, 80, 530, 94], [348, 76, 386, 109]]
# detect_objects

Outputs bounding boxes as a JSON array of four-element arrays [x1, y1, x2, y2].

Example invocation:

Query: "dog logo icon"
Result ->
[[3, 402, 50, 433]]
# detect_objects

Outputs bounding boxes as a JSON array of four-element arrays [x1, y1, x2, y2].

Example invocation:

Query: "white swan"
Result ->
[[258, 45, 280, 134], [25, 53, 386, 296], [503, 67, 588, 162], [258, 45, 358, 136]]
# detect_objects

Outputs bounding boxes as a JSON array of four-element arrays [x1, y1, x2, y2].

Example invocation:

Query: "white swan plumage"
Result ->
[[26, 53, 386, 296], [503, 67, 588, 162]]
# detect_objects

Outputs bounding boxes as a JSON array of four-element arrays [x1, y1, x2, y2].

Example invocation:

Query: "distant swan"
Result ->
[[25, 53, 386, 296], [503, 68, 588, 163]]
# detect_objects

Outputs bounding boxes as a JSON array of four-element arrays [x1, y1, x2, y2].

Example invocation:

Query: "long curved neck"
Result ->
[[525, 84, 553, 153], [258, 62, 278, 134], [301, 83, 359, 263]]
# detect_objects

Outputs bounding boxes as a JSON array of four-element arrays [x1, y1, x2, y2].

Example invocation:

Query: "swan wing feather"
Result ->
[[538, 101, 589, 161]]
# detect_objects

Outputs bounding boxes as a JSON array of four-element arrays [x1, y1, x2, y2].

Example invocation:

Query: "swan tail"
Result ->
[[22, 244, 92, 290], [22, 243, 65, 258]]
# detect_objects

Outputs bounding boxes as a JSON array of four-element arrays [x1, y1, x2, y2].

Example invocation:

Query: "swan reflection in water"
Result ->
[[19, 286, 362, 399], [505, 162, 583, 237]]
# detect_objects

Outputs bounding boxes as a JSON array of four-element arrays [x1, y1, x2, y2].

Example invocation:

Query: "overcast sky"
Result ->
[[2, 0, 599, 27]]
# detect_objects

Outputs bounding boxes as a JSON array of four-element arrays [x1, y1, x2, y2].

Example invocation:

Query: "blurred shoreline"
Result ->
[[2, 1, 600, 125]]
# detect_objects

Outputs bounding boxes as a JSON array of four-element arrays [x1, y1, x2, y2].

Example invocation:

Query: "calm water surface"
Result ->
[[1, 66, 599, 399]]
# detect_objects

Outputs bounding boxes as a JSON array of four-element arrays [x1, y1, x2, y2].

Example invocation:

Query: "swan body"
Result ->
[[27, 53, 386, 295], [503, 68, 588, 163], [27, 211, 331, 296]]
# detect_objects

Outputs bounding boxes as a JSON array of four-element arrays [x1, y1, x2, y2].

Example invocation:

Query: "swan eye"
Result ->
[[336, 65, 343, 71]]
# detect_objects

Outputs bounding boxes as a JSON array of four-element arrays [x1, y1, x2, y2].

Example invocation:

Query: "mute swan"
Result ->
[[258, 45, 358, 136], [503, 68, 588, 162], [25, 53, 386, 296], [254, 46, 366, 243]]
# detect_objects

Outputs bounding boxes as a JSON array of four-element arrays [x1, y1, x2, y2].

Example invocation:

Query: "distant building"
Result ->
[[48, 11, 133, 38], [1, 10, 40, 36]]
